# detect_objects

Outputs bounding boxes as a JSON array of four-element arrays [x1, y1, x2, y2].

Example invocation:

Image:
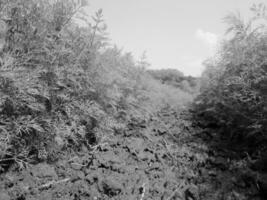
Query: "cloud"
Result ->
[[195, 29, 218, 48]]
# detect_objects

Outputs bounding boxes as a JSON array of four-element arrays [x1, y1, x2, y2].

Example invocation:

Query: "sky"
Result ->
[[86, 0, 266, 76]]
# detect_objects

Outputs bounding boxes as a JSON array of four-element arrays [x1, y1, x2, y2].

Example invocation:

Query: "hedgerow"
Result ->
[[0, 0, 193, 170], [194, 3, 267, 154]]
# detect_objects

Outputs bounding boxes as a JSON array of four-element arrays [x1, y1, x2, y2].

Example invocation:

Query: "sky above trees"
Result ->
[[87, 0, 265, 76]]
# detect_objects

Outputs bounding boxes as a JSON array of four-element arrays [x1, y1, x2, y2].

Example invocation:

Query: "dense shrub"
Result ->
[[0, 0, 193, 170], [194, 3, 267, 153]]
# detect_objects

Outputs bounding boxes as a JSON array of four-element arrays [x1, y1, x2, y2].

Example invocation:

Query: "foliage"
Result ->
[[147, 69, 200, 93], [0, 0, 194, 170], [194, 3, 267, 153]]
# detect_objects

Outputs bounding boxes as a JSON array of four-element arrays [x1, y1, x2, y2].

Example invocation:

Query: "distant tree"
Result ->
[[147, 68, 199, 93], [138, 51, 150, 69]]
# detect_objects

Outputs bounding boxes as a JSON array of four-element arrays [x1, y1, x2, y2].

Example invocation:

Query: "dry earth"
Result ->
[[0, 107, 263, 200]]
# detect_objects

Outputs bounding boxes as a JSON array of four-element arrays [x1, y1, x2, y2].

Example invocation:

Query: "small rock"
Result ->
[[157, 127, 167, 135], [55, 135, 65, 146], [70, 163, 84, 170], [71, 170, 85, 180], [85, 172, 100, 184], [99, 178, 122, 197], [31, 163, 57, 179]]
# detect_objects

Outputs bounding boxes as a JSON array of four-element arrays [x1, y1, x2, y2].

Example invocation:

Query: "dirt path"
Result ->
[[0, 108, 261, 200]]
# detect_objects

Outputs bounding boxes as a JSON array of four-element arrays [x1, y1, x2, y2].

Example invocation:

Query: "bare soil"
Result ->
[[0, 108, 263, 200]]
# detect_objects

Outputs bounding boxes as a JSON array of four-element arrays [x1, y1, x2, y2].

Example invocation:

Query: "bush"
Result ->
[[194, 3, 267, 153], [0, 0, 194, 170]]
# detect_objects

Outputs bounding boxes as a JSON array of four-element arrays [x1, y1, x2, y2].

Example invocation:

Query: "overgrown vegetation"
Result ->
[[147, 69, 200, 93], [0, 0, 194, 170], [194, 3, 267, 156], [1, 1, 267, 199]]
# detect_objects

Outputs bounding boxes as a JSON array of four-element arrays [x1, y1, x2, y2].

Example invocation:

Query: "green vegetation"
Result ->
[[0, 0, 194, 170], [194, 3, 267, 155]]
